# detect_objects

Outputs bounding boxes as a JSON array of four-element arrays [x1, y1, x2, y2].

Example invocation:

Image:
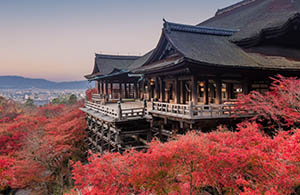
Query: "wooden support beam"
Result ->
[[128, 83, 132, 98], [134, 82, 138, 99], [180, 80, 184, 104], [155, 77, 159, 100], [174, 77, 180, 104], [110, 82, 113, 99], [119, 82, 123, 100], [124, 83, 128, 98], [101, 81, 104, 95], [105, 81, 108, 97], [192, 76, 198, 104], [97, 81, 101, 94], [242, 78, 251, 95], [159, 77, 165, 102], [215, 78, 222, 104], [204, 79, 209, 105]]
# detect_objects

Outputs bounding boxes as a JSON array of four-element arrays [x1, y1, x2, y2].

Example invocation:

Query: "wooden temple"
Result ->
[[82, 0, 300, 153]]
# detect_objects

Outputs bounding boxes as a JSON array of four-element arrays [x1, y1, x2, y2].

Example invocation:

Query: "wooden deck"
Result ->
[[81, 98, 245, 122], [81, 100, 146, 122]]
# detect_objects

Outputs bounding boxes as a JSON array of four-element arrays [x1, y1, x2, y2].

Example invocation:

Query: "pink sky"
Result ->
[[0, 0, 239, 81]]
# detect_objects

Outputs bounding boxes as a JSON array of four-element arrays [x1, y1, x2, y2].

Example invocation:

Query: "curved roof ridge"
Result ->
[[215, 0, 257, 16], [164, 20, 239, 36], [95, 53, 140, 60]]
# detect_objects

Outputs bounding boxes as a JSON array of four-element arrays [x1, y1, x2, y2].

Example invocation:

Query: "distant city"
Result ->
[[0, 75, 93, 106], [0, 88, 87, 106], [0, 89, 85, 106]]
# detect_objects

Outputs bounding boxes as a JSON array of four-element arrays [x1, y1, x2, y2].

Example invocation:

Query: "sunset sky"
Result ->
[[0, 0, 240, 81]]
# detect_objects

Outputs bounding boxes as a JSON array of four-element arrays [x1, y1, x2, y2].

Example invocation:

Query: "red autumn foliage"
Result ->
[[0, 157, 14, 191], [69, 76, 300, 195], [236, 75, 300, 135], [85, 88, 97, 101], [70, 123, 300, 195], [0, 97, 87, 193]]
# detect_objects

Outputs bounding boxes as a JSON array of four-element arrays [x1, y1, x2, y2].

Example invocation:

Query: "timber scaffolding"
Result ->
[[80, 94, 245, 153]]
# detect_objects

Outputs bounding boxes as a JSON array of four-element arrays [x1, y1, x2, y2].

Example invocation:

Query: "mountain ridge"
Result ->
[[0, 76, 91, 89]]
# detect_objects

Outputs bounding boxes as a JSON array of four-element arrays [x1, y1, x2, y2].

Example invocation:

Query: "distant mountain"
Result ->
[[0, 76, 92, 89]]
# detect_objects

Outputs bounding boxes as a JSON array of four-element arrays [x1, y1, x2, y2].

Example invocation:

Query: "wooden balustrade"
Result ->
[[85, 100, 146, 121], [85, 101, 118, 118], [86, 99, 240, 121], [150, 101, 238, 119]]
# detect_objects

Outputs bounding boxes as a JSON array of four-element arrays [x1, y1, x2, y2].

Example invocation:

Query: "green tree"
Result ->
[[25, 98, 34, 107], [68, 94, 77, 104]]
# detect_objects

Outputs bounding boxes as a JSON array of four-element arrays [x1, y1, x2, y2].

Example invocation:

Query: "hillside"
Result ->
[[0, 76, 91, 89]]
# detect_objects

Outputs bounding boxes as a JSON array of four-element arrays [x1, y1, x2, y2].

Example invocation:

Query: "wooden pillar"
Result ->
[[128, 83, 132, 98], [215, 78, 222, 104], [154, 77, 159, 100], [124, 83, 128, 98], [101, 81, 104, 95], [105, 81, 108, 96], [242, 78, 251, 95], [134, 82, 138, 99], [140, 81, 145, 100], [119, 82, 123, 100], [192, 76, 198, 104], [110, 82, 113, 99], [159, 77, 165, 102], [226, 83, 233, 100], [180, 80, 185, 104], [97, 81, 100, 93], [146, 81, 151, 101], [204, 79, 209, 105], [174, 77, 180, 104]]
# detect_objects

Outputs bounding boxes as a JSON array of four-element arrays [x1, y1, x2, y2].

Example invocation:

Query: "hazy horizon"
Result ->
[[1, 0, 240, 82]]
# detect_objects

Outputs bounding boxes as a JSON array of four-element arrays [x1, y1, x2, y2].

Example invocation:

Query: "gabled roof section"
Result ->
[[134, 19, 300, 74], [198, 0, 300, 45], [140, 20, 239, 67], [85, 54, 139, 80]]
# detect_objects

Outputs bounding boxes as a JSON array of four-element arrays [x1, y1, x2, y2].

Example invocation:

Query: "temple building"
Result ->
[[82, 0, 300, 153]]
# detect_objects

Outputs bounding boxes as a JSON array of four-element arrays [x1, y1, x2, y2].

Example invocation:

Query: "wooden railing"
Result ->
[[85, 100, 146, 121], [192, 104, 236, 119], [150, 101, 238, 119], [91, 94, 137, 104], [85, 101, 118, 118], [92, 94, 103, 102]]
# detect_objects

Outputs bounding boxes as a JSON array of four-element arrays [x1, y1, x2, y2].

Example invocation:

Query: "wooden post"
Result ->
[[242, 78, 251, 95], [215, 78, 222, 104], [141, 80, 145, 100], [128, 83, 132, 98], [110, 82, 113, 99], [97, 81, 101, 94], [180, 80, 184, 104], [117, 101, 122, 120], [204, 79, 209, 105], [192, 76, 198, 104], [119, 82, 123, 101], [174, 77, 180, 104], [143, 99, 147, 116], [134, 82, 138, 99], [101, 81, 104, 97], [226, 83, 231, 100], [105, 81, 108, 98], [159, 77, 165, 102], [124, 83, 128, 99], [155, 77, 159, 100], [189, 101, 194, 118]]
